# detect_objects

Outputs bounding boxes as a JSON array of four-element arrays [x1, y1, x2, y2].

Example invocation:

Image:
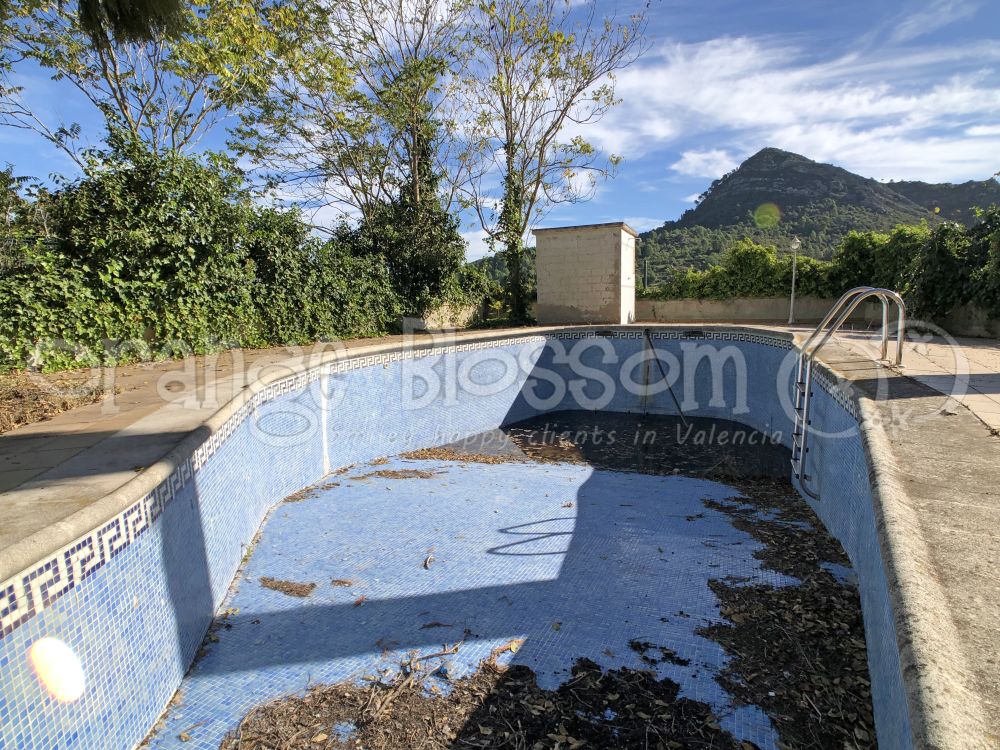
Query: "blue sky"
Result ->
[[3, 0, 1000, 259]]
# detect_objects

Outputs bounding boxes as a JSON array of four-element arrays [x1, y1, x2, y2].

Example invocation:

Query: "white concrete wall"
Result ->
[[533, 222, 637, 324]]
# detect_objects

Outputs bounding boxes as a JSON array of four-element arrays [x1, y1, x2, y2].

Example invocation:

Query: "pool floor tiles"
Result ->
[[144, 457, 805, 750]]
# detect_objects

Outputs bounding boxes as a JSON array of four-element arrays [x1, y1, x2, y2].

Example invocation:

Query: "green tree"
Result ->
[[1, 0, 279, 163], [342, 123, 468, 317], [75, 0, 184, 44], [1, 0, 184, 44], [234, 0, 469, 222], [460, 0, 645, 319]]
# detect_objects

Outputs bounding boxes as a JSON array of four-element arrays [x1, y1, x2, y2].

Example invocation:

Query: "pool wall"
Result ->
[[0, 328, 910, 749]]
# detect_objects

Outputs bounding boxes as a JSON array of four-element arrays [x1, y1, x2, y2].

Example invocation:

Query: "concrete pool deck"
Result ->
[[1, 323, 999, 748]]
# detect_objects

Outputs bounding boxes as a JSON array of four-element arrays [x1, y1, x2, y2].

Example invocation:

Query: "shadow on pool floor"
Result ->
[[143, 413, 873, 750]]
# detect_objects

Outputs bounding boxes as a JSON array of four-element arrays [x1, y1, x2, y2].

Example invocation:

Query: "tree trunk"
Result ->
[[506, 241, 525, 320], [500, 147, 527, 321]]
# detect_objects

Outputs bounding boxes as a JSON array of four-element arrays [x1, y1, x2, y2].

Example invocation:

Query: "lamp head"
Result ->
[[791, 236, 801, 252]]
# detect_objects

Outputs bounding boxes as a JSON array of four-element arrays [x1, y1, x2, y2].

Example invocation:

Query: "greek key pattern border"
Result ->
[[0, 329, 817, 639]]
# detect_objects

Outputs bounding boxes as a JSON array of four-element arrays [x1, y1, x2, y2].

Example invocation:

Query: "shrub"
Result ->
[[0, 139, 406, 370], [642, 211, 1000, 327], [645, 239, 837, 300], [351, 185, 468, 318], [970, 206, 1000, 316], [43, 139, 265, 351], [902, 221, 973, 320]]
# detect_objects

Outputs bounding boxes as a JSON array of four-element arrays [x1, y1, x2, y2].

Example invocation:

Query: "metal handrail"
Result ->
[[801, 288, 906, 367], [792, 288, 906, 499], [795, 286, 902, 372]]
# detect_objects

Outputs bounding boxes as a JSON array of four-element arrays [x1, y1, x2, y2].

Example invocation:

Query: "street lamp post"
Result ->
[[788, 236, 801, 325]]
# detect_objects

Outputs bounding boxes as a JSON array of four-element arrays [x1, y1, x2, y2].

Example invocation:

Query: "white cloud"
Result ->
[[890, 0, 982, 44], [622, 216, 664, 232], [670, 149, 739, 178], [584, 36, 1000, 182], [462, 228, 493, 261], [682, 193, 702, 204], [967, 124, 1000, 137]]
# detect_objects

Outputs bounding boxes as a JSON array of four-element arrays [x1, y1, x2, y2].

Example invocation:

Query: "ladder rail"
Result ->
[[792, 288, 906, 500], [801, 288, 906, 367], [793, 286, 897, 394], [795, 288, 875, 405]]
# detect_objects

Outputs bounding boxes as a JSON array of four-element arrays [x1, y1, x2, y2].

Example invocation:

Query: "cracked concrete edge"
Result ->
[[851, 391, 993, 749]]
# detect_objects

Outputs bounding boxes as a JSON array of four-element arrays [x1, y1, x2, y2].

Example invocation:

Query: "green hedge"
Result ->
[[642, 208, 1000, 323], [649, 239, 839, 300], [0, 142, 406, 371]]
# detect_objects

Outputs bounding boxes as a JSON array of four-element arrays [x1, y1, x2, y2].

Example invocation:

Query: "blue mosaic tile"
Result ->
[[144, 459, 790, 750]]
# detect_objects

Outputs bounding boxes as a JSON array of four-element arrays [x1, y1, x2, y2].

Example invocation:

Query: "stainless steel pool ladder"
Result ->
[[791, 287, 906, 499]]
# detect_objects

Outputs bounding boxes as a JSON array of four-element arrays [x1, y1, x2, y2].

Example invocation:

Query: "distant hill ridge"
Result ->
[[638, 147, 1000, 281], [674, 148, 930, 229]]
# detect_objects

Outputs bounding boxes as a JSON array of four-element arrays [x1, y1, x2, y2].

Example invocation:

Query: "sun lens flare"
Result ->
[[28, 637, 86, 703], [753, 202, 781, 229]]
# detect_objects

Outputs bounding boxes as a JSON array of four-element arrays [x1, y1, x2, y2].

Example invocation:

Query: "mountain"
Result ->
[[674, 148, 929, 230], [639, 148, 1000, 283], [890, 179, 1000, 224]]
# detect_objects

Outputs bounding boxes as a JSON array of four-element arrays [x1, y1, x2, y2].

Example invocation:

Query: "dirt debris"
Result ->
[[697, 481, 876, 750], [216, 413, 875, 750], [351, 468, 439, 481], [259, 577, 316, 598], [628, 640, 691, 668], [283, 480, 341, 503], [0, 370, 120, 433], [401, 447, 529, 465], [220, 655, 753, 750]]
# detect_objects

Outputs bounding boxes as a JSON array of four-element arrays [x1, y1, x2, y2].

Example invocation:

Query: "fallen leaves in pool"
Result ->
[[400, 447, 530, 465], [351, 468, 439, 481], [628, 639, 691, 667], [220, 654, 754, 750], [259, 577, 316, 598], [699, 479, 877, 749], [283, 480, 341, 503], [219, 414, 876, 749]]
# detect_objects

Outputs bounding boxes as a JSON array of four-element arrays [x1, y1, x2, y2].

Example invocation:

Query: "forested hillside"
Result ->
[[638, 148, 999, 286]]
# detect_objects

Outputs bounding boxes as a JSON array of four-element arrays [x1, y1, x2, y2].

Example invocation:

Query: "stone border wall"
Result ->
[[636, 297, 885, 324]]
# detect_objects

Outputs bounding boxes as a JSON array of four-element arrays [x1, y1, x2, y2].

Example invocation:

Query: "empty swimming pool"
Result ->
[[0, 328, 909, 749]]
